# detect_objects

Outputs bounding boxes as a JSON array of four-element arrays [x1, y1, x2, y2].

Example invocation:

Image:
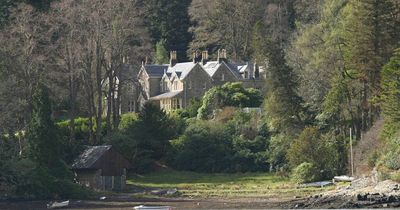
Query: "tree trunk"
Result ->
[[95, 39, 103, 145]]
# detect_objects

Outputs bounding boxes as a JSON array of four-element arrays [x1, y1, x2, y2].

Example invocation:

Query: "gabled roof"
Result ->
[[144, 64, 168, 77], [72, 145, 112, 169], [202, 61, 221, 77], [167, 62, 197, 79]]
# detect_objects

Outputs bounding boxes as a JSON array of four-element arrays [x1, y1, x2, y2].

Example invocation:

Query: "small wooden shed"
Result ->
[[71, 145, 130, 191]]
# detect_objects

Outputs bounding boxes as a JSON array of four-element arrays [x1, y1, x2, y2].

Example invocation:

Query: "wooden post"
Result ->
[[350, 128, 354, 177]]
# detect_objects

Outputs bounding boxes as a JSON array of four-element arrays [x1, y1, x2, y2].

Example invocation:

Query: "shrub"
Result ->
[[197, 82, 263, 119], [291, 162, 318, 184], [367, 150, 379, 168], [287, 127, 339, 180], [390, 171, 400, 182], [382, 147, 400, 170], [118, 113, 138, 131], [171, 121, 234, 173]]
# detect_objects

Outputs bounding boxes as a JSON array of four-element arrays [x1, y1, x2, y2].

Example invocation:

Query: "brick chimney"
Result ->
[[218, 49, 227, 63], [192, 51, 200, 63], [169, 51, 177, 66], [201, 50, 208, 65]]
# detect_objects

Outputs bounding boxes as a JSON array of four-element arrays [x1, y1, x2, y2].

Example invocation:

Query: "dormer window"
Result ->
[[221, 73, 225, 81]]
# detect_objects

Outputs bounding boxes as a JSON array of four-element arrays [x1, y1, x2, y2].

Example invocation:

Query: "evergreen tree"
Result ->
[[260, 40, 306, 133], [27, 84, 68, 178], [341, 0, 399, 130], [155, 39, 169, 64], [144, 0, 192, 61], [380, 49, 400, 122]]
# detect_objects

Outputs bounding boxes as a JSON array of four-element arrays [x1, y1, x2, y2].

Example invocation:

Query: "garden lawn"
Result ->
[[127, 170, 337, 199]]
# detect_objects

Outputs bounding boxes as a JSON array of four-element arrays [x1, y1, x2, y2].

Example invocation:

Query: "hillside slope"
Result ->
[[353, 118, 384, 177]]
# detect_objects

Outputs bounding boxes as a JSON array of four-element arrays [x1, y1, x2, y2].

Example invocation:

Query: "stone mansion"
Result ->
[[116, 49, 266, 113], [135, 50, 266, 111]]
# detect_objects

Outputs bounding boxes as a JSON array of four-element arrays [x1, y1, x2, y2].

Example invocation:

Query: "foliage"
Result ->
[[287, 127, 340, 180], [197, 82, 263, 119], [291, 162, 318, 184], [171, 111, 270, 173], [28, 84, 65, 171], [381, 147, 400, 170], [108, 103, 175, 172], [155, 39, 169, 64], [254, 18, 309, 137], [145, 0, 192, 61], [23, 84, 84, 199], [171, 121, 234, 173], [118, 113, 139, 131], [380, 49, 400, 122]]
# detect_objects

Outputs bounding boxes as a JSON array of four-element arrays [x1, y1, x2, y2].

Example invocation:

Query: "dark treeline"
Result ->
[[0, 0, 399, 199]]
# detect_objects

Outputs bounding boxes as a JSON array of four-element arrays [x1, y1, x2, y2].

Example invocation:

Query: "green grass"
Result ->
[[127, 170, 337, 199]]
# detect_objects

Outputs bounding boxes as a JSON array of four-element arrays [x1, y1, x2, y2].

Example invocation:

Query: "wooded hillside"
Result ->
[[0, 0, 399, 199]]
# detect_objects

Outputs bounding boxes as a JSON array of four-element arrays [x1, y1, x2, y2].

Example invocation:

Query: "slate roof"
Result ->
[[167, 62, 197, 79], [72, 145, 112, 169], [144, 60, 256, 81], [144, 64, 168, 77], [150, 90, 183, 100], [202, 61, 221, 77]]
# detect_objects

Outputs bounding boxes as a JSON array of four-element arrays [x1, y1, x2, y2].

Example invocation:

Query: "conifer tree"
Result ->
[[380, 49, 400, 122], [27, 84, 67, 176], [155, 39, 169, 64], [252, 21, 306, 134], [341, 0, 399, 130]]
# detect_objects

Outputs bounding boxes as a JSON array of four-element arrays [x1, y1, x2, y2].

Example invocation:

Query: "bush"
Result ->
[[287, 127, 339, 180], [197, 82, 263, 119], [118, 113, 138, 131], [171, 121, 234, 173], [367, 150, 379, 168], [291, 162, 318, 184], [390, 171, 400, 182], [382, 147, 400, 170]]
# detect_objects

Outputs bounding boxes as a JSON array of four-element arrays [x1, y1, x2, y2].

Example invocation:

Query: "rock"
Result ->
[[166, 188, 178, 195]]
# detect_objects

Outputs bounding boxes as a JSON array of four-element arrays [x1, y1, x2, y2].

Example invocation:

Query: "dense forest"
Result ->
[[0, 0, 399, 199]]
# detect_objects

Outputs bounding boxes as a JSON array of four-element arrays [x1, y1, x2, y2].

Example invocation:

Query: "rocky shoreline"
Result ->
[[290, 179, 400, 209]]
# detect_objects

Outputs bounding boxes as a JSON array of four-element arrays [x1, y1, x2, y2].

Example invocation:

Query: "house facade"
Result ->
[[137, 50, 266, 111]]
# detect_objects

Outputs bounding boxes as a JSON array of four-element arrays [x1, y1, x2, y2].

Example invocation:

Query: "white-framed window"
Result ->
[[221, 73, 225, 81]]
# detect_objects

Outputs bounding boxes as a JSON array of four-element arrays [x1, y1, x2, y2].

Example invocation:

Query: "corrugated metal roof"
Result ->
[[72, 145, 112, 169]]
